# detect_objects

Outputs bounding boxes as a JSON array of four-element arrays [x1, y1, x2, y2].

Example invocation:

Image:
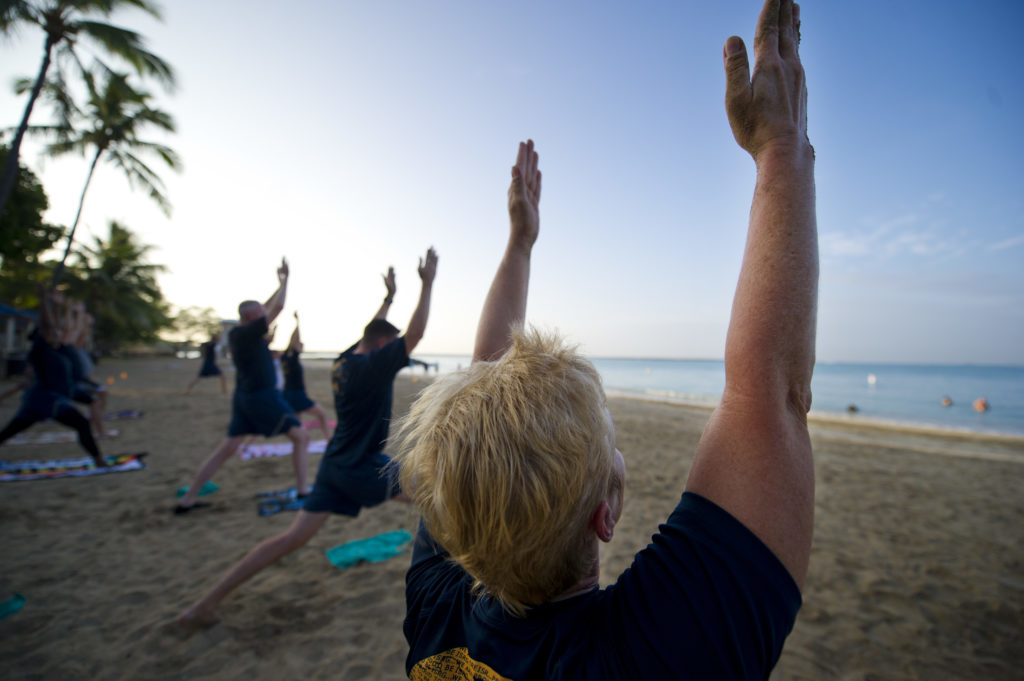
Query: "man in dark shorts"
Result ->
[[185, 331, 226, 395], [175, 258, 310, 514], [397, 2, 816, 678], [177, 249, 438, 627], [0, 289, 107, 467], [280, 312, 331, 442]]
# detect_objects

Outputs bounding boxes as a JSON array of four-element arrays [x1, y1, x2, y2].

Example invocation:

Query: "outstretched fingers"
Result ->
[[753, 0, 781, 58]]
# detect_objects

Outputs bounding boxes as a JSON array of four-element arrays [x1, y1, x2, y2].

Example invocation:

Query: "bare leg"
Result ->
[[218, 374, 227, 394], [89, 392, 107, 438], [178, 435, 245, 508], [284, 424, 311, 495], [184, 376, 201, 394], [177, 510, 329, 628], [305, 402, 332, 442]]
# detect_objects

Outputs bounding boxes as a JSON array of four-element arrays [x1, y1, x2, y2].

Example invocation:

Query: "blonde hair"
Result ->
[[396, 327, 616, 615]]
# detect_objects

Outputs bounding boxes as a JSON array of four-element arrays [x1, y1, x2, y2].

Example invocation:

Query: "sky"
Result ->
[[2, 1, 1022, 364]]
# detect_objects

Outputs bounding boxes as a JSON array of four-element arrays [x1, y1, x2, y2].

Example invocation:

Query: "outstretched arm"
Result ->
[[402, 248, 438, 355], [287, 312, 301, 352], [264, 257, 289, 324], [473, 139, 541, 362], [371, 267, 397, 322], [685, 0, 817, 589]]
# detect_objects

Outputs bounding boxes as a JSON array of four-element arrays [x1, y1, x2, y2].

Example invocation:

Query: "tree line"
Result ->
[[0, 1, 216, 353]]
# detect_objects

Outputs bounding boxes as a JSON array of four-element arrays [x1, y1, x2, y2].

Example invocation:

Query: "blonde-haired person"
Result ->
[[400, 1, 816, 678]]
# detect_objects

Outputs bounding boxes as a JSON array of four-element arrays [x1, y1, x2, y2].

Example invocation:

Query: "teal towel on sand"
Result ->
[[176, 481, 219, 498], [325, 529, 413, 569], [0, 593, 26, 620]]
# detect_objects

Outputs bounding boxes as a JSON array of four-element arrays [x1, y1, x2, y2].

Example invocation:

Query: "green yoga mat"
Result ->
[[325, 529, 413, 569]]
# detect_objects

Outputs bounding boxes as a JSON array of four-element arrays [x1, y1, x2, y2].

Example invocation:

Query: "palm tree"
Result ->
[[66, 219, 171, 353], [32, 66, 180, 283], [0, 0, 174, 222]]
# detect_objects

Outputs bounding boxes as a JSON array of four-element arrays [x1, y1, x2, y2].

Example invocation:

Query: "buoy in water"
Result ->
[[941, 396, 953, 407], [846, 404, 859, 413], [867, 373, 877, 386], [973, 397, 989, 413]]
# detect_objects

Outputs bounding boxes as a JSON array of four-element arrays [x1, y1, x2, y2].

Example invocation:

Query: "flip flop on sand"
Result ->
[[173, 501, 212, 516], [256, 496, 306, 516]]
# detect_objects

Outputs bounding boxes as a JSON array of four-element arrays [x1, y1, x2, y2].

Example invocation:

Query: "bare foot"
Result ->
[[177, 604, 220, 630]]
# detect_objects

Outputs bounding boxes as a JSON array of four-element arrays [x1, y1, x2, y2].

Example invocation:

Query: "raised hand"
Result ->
[[383, 266, 397, 299], [507, 139, 541, 250], [277, 257, 289, 284], [724, 0, 809, 159], [418, 247, 438, 285]]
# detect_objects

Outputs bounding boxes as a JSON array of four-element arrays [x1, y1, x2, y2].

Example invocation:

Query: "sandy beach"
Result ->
[[1, 357, 1021, 680]]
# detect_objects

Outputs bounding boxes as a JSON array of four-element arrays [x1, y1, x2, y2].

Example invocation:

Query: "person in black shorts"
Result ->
[[175, 258, 310, 514], [185, 332, 226, 395], [280, 312, 331, 442], [177, 249, 438, 627], [398, 3, 816, 677], [0, 289, 107, 467]]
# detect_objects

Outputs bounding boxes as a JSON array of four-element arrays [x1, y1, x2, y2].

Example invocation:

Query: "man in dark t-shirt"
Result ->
[[177, 251, 438, 628], [399, 4, 817, 676], [175, 258, 310, 514]]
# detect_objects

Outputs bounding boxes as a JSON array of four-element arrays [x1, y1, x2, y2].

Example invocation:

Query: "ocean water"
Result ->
[[401, 354, 1024, 437]]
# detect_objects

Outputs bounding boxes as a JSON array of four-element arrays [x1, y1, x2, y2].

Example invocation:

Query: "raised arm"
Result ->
[[402, 248, 438, 355], [371, 267, 397, 322], [287, 312, 301, 352], [263, 257, 289, 324], [473, 140, 541, 362], [685, 0, 817, 589]]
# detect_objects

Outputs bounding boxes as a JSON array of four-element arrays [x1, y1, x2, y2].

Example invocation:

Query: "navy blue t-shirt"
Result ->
[[58, 344, 86, 383], [323, 337, 409, 468], [229, 317, 276, 393], [404, 492, 801, 680], [28, 331, 74, 397], [281, 348, 305, 392]]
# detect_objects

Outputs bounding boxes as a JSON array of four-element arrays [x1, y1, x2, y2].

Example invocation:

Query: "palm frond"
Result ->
[[75, 20, 175, 89]]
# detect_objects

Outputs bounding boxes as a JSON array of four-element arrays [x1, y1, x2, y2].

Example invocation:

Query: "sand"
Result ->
[[1, 357, 1022, 681]]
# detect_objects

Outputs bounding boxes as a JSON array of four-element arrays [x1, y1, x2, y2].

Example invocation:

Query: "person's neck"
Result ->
[[550, 542, 601, 602]]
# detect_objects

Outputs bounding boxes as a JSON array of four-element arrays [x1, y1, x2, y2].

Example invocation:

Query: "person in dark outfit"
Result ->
[[397, 2, 817, 678], [0, 289, 107, 467], [185, 332, 226, 395], [61, 301, 108, 437], [177, 251, 438, 628], [280, 312, 331, 442], [175, 258, 310, 514]]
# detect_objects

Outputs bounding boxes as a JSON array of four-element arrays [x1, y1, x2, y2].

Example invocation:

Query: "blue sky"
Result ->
[[2, 1, 1022, 364]]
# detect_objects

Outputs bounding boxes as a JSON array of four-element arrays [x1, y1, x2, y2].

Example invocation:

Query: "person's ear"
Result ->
[[590, 501, 616, 543]]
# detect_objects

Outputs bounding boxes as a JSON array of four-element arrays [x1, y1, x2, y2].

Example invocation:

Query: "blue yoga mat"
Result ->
[[325, 529, 413, 569], [0, 593, 26, 620], [176, 481, 219, 498]]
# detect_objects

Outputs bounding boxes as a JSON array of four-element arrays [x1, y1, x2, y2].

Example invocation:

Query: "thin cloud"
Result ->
[[989, 233, 1024, 251]]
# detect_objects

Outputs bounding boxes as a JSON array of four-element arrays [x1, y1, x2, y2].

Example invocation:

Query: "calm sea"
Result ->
[[391, 355, 1024, 437]]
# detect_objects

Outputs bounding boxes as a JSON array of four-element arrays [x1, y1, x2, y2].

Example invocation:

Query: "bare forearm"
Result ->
[[372, 297, 392, 322], [403, 283, 433, 354], [264, 282, 287, 323], [473, 243, 531, 363], [725, 144, 817, 403]]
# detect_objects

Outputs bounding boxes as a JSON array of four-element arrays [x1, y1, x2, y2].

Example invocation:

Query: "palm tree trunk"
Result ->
[[52, 147, 103, 287], [0, 36, 56, 223]]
